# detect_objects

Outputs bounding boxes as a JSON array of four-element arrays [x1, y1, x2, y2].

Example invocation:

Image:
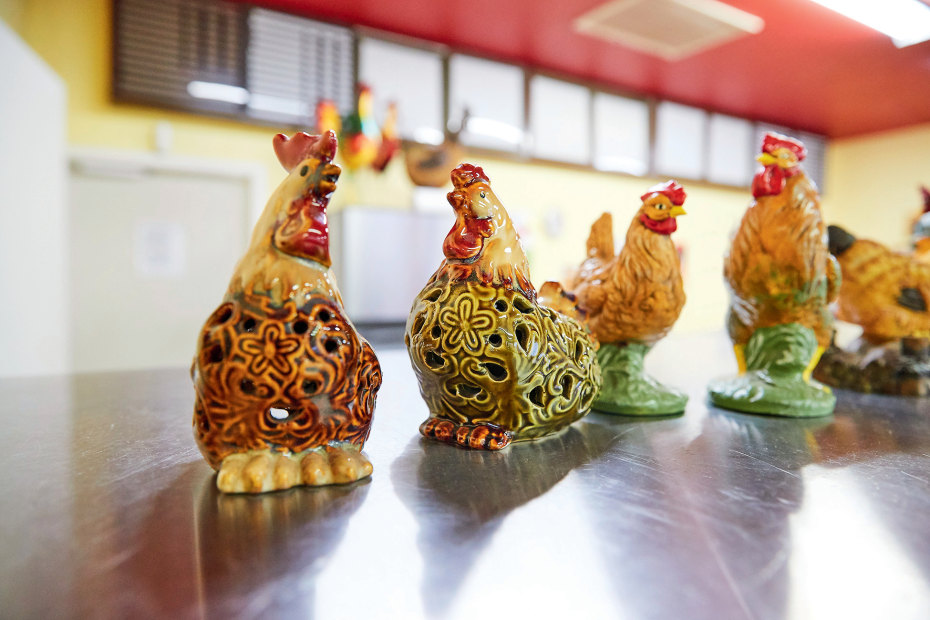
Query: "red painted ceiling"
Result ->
[[248, 0, 930, 138]]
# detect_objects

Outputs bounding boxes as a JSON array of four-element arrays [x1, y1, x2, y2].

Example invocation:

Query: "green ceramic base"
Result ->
[[708, 371, 835, 417], [708, 323, 835, 418], [593, 342, 687, 416]]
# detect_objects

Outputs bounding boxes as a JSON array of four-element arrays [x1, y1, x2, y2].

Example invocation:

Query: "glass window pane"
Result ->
[[592, 92, 650, 175]]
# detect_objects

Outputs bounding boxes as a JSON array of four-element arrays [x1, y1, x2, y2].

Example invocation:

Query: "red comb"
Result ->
[[272, 130, 337, 172], [451, 163, 489, 188], [641, 180, 686, 206], [761, 132, 806, 160]]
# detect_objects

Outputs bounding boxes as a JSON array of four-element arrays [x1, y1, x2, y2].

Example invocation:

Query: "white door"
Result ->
[[70, 168, 250, 373]]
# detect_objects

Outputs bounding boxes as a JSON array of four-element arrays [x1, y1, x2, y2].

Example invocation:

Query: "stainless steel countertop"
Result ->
[[2, 332, 930, 619]]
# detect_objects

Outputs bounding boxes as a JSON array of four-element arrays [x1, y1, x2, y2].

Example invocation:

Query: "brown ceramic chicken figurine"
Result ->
[[814, 225, 930, 394], [192, 131, 382, 493], [566, 181, 688, 415], [829, 225, 930, 342], [406, 164, 601, 450], [709, 132, 839, 417]]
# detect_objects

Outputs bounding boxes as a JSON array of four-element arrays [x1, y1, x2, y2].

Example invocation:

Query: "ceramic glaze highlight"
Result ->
[[406, 164, 601, 450], [192, 131, 382, 493]]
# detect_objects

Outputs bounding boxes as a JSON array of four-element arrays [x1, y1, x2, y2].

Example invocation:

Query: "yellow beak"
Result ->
[[670, 206, 687, 217], [756, 153, 777, 166]]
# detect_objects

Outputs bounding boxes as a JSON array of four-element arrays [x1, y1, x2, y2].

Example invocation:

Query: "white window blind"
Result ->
[[115, 0, 246, 115], [247, 9, 354, 125]]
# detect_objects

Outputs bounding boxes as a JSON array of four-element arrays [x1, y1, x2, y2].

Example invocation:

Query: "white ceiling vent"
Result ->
[[574, 0, 764, 61]]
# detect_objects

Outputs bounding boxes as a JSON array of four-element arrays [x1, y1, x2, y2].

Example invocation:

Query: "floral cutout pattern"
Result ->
[[192, 292, 382, 469], [406, 278, 601, 447], [239, 323, 302, 376], [439, 296, 496, 353]]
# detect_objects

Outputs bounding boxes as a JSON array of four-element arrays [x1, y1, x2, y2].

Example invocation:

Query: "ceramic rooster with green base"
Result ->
[[708, 132, 840, 417], [566, 181, 689, 415]]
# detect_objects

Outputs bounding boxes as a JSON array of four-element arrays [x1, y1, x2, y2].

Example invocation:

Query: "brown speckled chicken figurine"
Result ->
[[406, 164, 601, 450], [567, 181, 688, 415], [192, 131, 382, 493], [814, 225, 930, 395]]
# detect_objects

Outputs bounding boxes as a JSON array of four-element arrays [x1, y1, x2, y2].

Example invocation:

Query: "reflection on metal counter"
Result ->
[[1, 333, 930, 618]]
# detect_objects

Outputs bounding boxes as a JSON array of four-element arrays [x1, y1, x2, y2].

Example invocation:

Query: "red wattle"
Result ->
[[639, 213, 677, 235], [443, 217, 493, 259], [275, 197, 331, 266], [752, 164, 799, 198]]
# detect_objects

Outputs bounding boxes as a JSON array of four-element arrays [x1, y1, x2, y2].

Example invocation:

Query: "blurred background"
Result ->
[[2, 0, 929, 376]]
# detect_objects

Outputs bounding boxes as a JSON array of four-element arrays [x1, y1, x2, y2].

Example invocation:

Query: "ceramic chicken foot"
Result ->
[[216, 443, 373, 494], [592, 342, 687, 415], [419, 418, 513, 450], [708, 323, 835, 418]]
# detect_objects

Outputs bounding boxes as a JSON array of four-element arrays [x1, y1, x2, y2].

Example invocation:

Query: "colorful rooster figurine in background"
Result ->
[[709, 132, 840, 417], [340, 84, 380, 171], [314, 100, 342, 137], [373, 102, 400, 172], [406, 164, 601, 450], [566, 181, 688, 415], [191, 131, 382, 493], [315, 86, 400, 173]]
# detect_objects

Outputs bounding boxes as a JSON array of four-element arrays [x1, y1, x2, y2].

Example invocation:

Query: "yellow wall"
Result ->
[[823, 123, 930, 251], [0, 0, 26, 32], [12, 0, 883, 336], [12, 0, 282, 182]]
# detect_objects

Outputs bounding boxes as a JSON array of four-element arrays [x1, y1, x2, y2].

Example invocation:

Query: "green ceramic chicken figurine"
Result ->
[[708, 132, 840, 417], [406, 164, 601, 450]]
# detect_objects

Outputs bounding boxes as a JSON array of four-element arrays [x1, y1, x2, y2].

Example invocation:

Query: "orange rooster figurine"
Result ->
[[318, 89, 399, 173], [191, 131, 382, 493], [406, 164, 601, 450], [814, 225, 930, 395], [566, 181, 688, 415], [708, 132, 840, 417]]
